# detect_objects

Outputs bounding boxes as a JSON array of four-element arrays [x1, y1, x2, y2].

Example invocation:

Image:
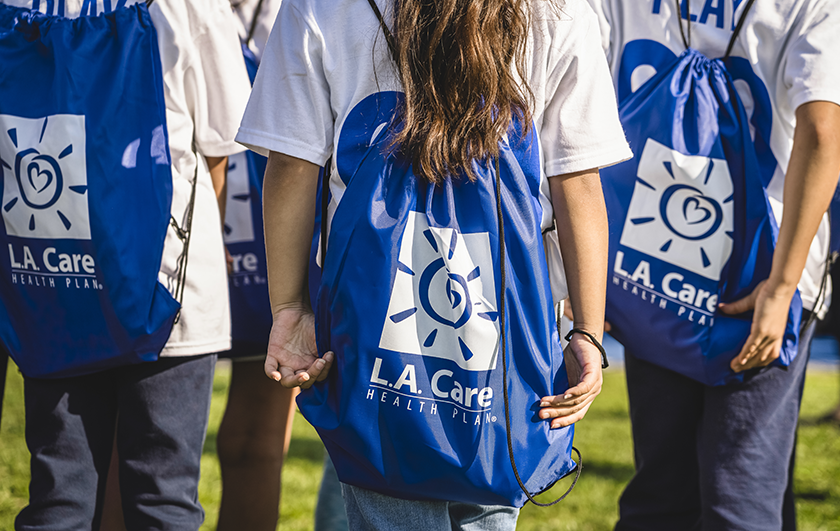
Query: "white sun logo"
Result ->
[[379, 212, 500, 372], [0, 114, 91, 240], [620, 138, 734, 280]]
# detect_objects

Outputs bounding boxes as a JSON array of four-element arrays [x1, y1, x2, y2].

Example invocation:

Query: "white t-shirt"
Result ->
[[236, 0, 632, 301], [10, 0, 253, 356], [586, 0, 840, 312], [231, 0, 282, 60]]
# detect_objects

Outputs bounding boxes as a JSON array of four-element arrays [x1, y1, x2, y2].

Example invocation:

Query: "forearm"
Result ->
[[207, 156, 228, 229], [549, 168, 609, 339], [262, 152, 321, 315], [769, 101, 840, 296]]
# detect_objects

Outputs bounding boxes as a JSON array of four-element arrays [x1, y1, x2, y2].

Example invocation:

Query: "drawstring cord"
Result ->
[[495, 155, 583, 506]]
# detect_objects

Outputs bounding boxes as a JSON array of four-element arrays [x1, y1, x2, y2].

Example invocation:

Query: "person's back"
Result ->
[[238, 0, 631, 528], [585, 0, 840, 529], [1, 0, 251, 528]]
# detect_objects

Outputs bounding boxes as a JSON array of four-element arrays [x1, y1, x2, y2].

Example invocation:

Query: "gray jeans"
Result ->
[[340, 482, 519, 531]]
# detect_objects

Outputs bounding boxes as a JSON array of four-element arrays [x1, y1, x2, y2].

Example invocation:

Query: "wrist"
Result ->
[[565, 328, 609, 369], [570, 323, 603, 342], [763, 276, 798, 300], [271, 300, 309, 318]]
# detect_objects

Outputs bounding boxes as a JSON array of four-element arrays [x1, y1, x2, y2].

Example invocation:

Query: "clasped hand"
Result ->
[[264, 305, 334, 389]]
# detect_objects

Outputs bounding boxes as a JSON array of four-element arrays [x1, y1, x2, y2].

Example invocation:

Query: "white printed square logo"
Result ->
[[379, 211, 499, 371], [223, 151, 255, 244], [620, 138, 734, 281], [0, 114, 90, 240]]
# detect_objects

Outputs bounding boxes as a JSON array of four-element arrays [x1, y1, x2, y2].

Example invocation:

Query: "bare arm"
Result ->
[[206, 156, 228, 229], [720, 101, 840, 370], [262, 152, 333, 387], [539, 168, 608, 428]]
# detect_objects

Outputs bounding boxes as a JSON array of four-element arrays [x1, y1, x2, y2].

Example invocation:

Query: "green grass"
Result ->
[[2, 360, 839, 530]]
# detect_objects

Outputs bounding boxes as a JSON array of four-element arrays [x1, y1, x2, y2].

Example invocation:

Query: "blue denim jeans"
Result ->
[[341, 483, 519, 531], [16, 354, 216, 531], [616, 320, 816, 531]]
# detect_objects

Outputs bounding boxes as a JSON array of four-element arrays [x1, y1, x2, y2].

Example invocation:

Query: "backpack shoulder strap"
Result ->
[[724, 0, 757, 59], [246, 0, 266, 45]]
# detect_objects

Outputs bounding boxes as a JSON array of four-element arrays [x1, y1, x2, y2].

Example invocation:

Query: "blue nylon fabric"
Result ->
[[225, 44, 272, 356], [829, 181, 840, 254], [0, 3, 176, 378], [601, 44, 801, 386], [299, 91, 574, 507]]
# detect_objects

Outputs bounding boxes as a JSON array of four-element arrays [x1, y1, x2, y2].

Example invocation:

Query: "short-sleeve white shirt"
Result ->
[[9, 0, 253, 356], [236, 0, 632, 300]]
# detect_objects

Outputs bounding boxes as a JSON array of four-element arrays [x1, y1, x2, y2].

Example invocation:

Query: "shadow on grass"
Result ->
[[579, 460, 635, 482], [588, 409, 632, 420], [796, 489, 831, 501], [203, 433, 217, 456]]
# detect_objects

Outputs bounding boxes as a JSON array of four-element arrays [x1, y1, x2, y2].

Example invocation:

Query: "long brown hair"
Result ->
[[385, 0, 533, 182]]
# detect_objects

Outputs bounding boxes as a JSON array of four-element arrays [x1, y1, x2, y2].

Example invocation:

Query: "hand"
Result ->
[[718, 280, 796, 373], [538, 333, 604, 429], [264, 305, 334, 389]]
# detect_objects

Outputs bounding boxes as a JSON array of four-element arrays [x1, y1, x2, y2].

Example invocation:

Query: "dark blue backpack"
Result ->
[[0, 2, 187, 378], [599, 0, 801, 385]]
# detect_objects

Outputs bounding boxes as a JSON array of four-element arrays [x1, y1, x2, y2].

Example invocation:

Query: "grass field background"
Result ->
[[1, 359, 839, 530]]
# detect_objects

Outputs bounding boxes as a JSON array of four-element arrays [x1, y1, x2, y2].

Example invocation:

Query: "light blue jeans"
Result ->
[[341, 483, 520, 531]]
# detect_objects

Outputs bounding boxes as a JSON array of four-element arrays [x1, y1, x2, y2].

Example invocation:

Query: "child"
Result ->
[[237, 0, 631, 528], [3, 0, 251, 529]]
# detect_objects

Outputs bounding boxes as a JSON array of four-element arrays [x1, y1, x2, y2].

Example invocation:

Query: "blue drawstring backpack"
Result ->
[[0, 2, 185, 378], [297, 3, 584, 506], [300, 89, 578, 507], [600, 0, 801, 386]]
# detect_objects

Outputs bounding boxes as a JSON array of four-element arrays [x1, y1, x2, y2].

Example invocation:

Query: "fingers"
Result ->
[[718, 293, 756, 315], [299, 352, 335, 389], [315, 351, 335, 382], [550, 402, 594, 429], [538, 393, 598, 428], [279, 366, 310, 388], [264, 354, 282, 382], [265, 352, 335, 389], [731, 335, 781, 372], [719, 280, 765, 315], [539, 368, 602, 428]]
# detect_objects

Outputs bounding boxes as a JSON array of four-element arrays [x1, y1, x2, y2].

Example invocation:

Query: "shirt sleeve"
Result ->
[[540, 0, 632, 177], [185, 0, 252, 158], [783, 0, 840, 112], [236, 0, 334, 165]]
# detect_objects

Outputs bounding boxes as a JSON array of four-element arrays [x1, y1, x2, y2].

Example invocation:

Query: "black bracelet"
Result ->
[[564, 328, 609, 369]]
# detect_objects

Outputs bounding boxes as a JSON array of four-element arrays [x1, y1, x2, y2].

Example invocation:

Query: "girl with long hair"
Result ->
[[237, 0, 630, 527]]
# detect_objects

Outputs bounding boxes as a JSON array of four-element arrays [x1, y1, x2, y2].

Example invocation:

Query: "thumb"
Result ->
[[718, 289, 759, 315]]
